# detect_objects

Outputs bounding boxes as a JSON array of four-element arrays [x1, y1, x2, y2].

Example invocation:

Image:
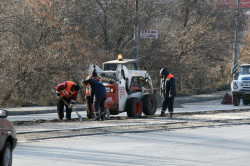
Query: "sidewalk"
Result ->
[[4, 90, 230, 116], [175, 90, 229, 104]]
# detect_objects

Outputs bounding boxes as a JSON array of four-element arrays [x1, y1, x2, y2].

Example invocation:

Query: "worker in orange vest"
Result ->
[[56, 81, 80, 120], [85, 70, 102, 119], [160, 68, 176, 118], [85, 75, 94, 119]]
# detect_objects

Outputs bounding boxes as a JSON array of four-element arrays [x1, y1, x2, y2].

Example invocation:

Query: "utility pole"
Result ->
[[134, 0, 139, 60], [233, 0, 240, 80]]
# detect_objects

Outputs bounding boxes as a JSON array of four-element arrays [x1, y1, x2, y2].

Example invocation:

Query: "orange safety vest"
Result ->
[[166, 74, 174, 79], [85, 76, 91, 96], [60, 81, 77, 98]]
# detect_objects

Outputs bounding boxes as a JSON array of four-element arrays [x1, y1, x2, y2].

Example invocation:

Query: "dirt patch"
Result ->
[[15, 110, 250, 142]]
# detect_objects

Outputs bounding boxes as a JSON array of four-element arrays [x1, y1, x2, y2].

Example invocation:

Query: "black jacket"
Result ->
[[84, 78, 106, 100], [160, 68, 176, 98]]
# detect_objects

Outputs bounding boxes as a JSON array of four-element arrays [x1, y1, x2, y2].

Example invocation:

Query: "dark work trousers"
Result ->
[[86, 96, 94, 119], [161, 97, 174, 113], [57, 97, 72, 120], [93, 97, 105, 119]]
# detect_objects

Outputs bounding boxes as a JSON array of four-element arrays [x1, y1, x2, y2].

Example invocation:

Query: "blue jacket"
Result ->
[[84, 78, 106, 100]]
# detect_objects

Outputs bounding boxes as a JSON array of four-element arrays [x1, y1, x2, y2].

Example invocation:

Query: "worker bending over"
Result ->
[[56, 81, 80, 120]]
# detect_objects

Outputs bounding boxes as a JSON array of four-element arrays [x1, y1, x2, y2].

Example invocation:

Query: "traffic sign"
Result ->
[[240, 0, 250, 8], [140, 30, 158, 39], [212, 0, 250, 9]]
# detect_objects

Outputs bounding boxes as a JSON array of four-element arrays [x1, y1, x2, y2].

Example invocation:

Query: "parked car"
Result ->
[[0, 110, 17, 166]]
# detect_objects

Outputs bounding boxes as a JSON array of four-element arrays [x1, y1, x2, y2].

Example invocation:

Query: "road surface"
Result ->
[[13, 125, 250, 166], [8, 92, 250, 165]]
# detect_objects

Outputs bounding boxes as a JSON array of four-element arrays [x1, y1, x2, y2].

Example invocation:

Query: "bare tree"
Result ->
[[0, 0, 248, 106]]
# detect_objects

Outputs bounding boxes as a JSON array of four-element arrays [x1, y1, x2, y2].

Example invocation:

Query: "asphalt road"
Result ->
[[7, 90, 250, 139], [13, 98, 250, 142], [9, 90, 250, 165], [13, 125, 250, 166]]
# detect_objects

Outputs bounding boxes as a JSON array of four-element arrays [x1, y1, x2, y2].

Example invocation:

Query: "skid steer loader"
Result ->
[[87, 55, 157, 118]]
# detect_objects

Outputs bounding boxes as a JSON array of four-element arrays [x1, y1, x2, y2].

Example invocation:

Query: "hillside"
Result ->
[[0, 0, 249, 107]]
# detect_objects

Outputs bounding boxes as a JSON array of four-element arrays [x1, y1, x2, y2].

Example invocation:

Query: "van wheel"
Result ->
[[142, 94, 157, 115], [233, 94, 240, 106], [126, 97, 142, 118], [0, 142, 12, 166]]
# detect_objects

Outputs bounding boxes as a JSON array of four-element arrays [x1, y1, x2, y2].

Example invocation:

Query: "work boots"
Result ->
[[160, 110, 165, 117], [101, 114, 105, 121], [161, 111, 173, 118], [87, 112, 95, 120], [95, 113, 101, 121]]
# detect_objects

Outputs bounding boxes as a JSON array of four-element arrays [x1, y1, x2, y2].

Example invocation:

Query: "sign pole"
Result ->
[[233, 0, 240, 80], [135, 0, 139, 61]]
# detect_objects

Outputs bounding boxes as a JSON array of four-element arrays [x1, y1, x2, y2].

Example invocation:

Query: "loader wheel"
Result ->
[[126, 97, 142, 118], [142, 94, 157, 115], [233, 94, 240, 106]]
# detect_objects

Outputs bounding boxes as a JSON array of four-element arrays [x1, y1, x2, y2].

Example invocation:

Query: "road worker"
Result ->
[[85, 75, 94, 119], [56, 81, 80, 120], [160, 68, 176, 118], [85, 70, 102, 119], [84, 70, 106, 121]]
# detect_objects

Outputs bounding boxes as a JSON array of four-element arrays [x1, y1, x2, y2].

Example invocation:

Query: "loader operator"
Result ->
[[56, 81, 80, 120], [85, 71, 102, 120], [84, 70, 106, 121], [160, 68, 176, 118]]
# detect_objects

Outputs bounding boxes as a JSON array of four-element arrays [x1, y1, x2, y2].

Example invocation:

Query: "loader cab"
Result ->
[[103, 59, 138, 71]]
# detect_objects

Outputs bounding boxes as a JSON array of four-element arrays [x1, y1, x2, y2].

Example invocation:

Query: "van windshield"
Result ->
[[240, 66, 250, 75]]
